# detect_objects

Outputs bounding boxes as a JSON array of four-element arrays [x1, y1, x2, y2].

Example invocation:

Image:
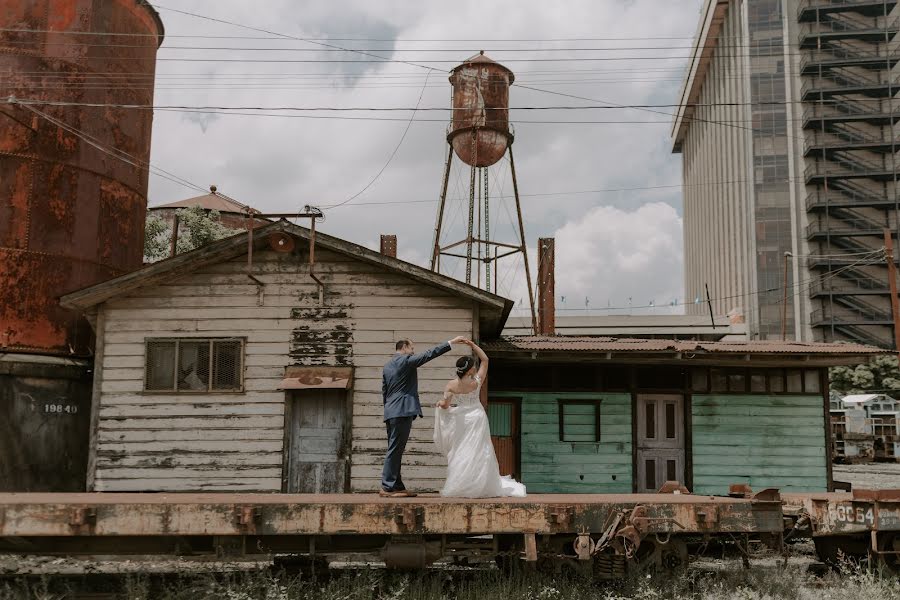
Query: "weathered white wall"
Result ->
[[93, 248, 475, 492]]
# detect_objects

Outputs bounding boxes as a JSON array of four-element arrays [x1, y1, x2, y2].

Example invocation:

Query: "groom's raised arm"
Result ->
[[407, 337, 465, 368]]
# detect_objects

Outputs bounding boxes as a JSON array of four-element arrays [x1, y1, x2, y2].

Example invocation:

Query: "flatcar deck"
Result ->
[[0, 492, 783, 538]]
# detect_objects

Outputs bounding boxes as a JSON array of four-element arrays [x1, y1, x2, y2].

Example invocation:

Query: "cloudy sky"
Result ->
[[146, 0, 705, 316]]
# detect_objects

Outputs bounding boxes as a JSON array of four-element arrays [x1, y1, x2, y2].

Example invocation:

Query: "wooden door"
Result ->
[[488, 399, 519, 478], [285, 389, 348, 493], [636, 394, 685, 493]]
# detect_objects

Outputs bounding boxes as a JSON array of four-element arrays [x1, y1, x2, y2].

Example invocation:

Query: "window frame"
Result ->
[[557, 399, 602, 443], [143, 337, 246, 394], [689, 367, 823, 395]]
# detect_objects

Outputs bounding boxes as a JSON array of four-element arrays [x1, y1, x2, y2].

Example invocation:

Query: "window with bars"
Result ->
[[145, 338, 244, 392]]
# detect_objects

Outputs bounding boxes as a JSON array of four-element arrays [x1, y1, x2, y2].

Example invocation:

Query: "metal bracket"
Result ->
[[548, 505, 574, 531], [68, 507, 96, 529], [394, 506, 424, 532], [234, 505, 260, 533]]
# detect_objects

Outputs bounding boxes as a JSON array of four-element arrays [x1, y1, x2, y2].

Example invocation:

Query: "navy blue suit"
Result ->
[[381, 342, 451, 492]]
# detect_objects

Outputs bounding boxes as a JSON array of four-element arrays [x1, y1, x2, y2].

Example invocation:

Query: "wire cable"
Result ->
[[326, 69, 433, 210]]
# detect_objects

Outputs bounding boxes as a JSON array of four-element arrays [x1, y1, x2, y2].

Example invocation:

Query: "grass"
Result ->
[[1, 562, 899, 600]]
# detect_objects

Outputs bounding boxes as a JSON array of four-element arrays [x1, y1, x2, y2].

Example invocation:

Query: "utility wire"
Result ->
[[326, 69, 433, 210], [13, 100, 209, 195], [151, 3, 438, 73]]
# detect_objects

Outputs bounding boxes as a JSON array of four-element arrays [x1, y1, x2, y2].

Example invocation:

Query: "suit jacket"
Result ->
[[382, 342, 452, 421]]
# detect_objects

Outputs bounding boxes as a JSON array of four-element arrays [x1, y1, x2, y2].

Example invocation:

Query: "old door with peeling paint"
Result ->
[[635, 394, 685, 493], [285, 390, 348, 493]]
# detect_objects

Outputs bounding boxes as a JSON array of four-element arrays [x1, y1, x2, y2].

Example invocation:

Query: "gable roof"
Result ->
[[60, 220, 514, 337]]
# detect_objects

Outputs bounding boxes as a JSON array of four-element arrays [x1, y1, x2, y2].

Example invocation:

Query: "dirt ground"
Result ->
[[833, 462, 900, 489]]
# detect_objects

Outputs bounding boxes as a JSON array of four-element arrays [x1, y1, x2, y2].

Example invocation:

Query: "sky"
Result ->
[[146, 0, 706, 317]]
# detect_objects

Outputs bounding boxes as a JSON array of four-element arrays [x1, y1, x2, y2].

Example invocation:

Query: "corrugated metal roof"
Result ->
[[482, 336, 885, 355]]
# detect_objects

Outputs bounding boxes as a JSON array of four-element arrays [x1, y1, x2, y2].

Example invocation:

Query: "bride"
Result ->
[[433, 340, 526, 498]]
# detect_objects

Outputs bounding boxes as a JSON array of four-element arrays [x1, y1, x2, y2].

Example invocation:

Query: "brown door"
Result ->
[[636, 394, 685, 493], [285, 389, 348, 493], [488, 399, 520, 478]]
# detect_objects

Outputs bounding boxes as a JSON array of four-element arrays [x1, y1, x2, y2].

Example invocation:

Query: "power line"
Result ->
[[509, 250, 887, 314], [326, 70, 433, 210], [12, 100, 209, 195], [150, 3, 437, 73]]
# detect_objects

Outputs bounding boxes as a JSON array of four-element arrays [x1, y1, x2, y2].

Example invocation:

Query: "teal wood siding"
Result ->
[[691, 394, 827, 495], [493, 392, 632, 493]]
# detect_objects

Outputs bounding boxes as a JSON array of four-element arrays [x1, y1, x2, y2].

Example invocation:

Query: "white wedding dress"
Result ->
[[433, 375, 527, 498]]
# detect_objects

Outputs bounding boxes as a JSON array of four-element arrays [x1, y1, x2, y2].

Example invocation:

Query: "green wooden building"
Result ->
[[483, 337, 883, 495]]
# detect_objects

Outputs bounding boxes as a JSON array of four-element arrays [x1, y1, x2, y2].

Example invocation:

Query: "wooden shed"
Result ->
[[483, 337, 884, 495], [60, 220, 511, 493]]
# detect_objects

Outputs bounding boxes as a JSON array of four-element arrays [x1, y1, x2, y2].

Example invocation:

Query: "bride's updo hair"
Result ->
[[455, 356, 476, 379]]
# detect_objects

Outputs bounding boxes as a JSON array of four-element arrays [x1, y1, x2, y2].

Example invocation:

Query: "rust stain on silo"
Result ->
[[447, 52, 514, 168], [0, 1, 164, 356]]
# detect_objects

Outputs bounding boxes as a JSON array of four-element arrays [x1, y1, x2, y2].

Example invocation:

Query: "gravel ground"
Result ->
[[833, 462, 900, 489]]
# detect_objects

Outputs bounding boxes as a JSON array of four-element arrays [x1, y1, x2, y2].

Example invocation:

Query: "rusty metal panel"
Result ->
[[447, 53, 513, 167], [0, 360, 92, 491], [0, 493, 785, 538], [483, 337, 884, 356], [0, 0, 162, 356]]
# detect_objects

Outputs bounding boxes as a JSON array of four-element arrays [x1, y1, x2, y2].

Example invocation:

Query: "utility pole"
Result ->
[[781, 251, 792, 341], [884, 229, 900, 359]]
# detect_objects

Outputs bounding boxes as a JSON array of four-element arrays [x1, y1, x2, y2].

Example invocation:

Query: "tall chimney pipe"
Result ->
[[380, 235, 397, 258], [537, 238, 555, 335]]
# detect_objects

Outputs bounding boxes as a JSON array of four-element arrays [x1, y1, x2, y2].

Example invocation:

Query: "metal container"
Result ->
[[0, 0, 164, 356], [447, 52, 514, 167]]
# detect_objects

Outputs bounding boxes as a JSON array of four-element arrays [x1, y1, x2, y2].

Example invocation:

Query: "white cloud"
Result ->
[[142, 0, 700, 314]]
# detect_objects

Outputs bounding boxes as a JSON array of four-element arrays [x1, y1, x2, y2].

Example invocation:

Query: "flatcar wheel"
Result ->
[[814, 535, 868, 567], [876, 533, 900, 574]]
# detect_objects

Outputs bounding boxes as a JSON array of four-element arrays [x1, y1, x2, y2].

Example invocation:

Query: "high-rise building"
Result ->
[[673, 0, 900, 346]]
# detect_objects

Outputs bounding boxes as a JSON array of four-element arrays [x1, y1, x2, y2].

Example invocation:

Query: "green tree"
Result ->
[[830, 354, 900, 395], [143, 206, 241, 263]]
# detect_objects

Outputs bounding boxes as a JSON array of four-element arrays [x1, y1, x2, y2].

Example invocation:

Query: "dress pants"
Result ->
[[382, 416, 414, 492]]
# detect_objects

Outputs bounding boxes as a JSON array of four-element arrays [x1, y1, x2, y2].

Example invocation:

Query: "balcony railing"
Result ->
[[798, 0, 898, 15], [809, 277, 889, 295], [806, 191, 896, 209], [811, 305, 893, 324], [801, 72, 900, 98], [807, 216, 890, 236]]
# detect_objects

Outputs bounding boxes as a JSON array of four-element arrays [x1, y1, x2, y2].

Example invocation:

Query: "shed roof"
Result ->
[[150, 189, 261, 215], [483, 336, 885, 366], [60, 220, 514, 337]]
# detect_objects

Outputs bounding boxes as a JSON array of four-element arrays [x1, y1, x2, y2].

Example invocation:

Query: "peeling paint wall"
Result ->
[[91, 246, 475, 492]]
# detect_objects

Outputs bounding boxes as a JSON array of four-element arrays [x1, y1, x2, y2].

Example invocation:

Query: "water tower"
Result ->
[[430, 52, 536, 332]]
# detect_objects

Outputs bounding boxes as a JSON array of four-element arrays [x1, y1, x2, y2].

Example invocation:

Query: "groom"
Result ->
[[381, 336, 468, 497]]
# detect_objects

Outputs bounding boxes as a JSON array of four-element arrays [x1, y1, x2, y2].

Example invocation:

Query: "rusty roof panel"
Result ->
[[482, 336, 885, 355]]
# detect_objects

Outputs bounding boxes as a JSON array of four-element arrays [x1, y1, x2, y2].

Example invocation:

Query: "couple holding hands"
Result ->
[[381, 336, 526, 499]]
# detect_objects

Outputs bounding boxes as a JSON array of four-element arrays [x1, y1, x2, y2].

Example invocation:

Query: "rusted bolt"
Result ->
[[69, 507, 96, 528]]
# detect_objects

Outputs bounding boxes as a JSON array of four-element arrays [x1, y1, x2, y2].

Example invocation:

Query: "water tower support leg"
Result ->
[[431, 144, 454, 272], [466, 162, 477, 284], [509, 146, 538, 335]]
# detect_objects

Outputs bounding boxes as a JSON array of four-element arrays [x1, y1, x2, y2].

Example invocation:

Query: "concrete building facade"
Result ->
[[674, 0, 900, 347]]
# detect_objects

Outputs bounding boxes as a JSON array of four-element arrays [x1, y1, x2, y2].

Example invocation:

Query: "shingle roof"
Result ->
[[483, 336, 885, 356]]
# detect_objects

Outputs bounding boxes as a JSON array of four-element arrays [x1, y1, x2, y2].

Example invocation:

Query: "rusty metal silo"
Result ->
[[0, 0, 163, 492], [0, 0, 164, 356], [447, 52, 514, 168]]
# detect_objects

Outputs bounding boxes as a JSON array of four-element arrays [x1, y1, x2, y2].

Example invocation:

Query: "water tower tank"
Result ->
[[0, 0, 164, 356], [447, 52, 514, 168]]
